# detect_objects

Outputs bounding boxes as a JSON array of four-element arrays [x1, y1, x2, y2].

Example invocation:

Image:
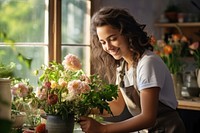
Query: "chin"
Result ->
[[112, 55, 122, 60]]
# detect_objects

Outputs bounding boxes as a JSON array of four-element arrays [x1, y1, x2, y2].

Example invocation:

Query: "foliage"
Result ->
[[0, 30, 33, 81], [0, 62, 15, 78], [35, 54, 118, 120], [0, 0, 45, 42]]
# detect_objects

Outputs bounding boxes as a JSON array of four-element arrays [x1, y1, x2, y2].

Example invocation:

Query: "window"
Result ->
[[0, 0, 91, 85], [61, 0, 91, 74]]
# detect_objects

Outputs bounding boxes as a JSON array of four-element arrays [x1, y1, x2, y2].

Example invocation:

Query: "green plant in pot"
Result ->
[[0, 62, 15, 78], [11, 78, 40, 129]]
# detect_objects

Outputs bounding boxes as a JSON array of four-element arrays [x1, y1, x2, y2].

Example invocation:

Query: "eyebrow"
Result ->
[[99, 34, 118, 42]]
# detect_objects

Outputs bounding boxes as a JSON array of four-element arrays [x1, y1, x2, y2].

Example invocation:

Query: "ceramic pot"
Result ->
[[46, 114, 74, 133], [0, 78, 11, 120]]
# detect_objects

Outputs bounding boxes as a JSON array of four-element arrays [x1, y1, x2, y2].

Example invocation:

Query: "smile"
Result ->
[[109, 48, 120, 55]]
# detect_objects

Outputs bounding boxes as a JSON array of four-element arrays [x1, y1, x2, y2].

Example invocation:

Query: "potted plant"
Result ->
[[164, 4, 181, 22], [34, 54, 118, 133], [0, 62, 15, 133], [10, 79, 40, 129]]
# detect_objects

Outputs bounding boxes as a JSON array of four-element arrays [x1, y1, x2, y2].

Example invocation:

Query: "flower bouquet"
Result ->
[[150, 34, 189, 98], [151, 34, 187, 74], [35, 54, 118, 120]]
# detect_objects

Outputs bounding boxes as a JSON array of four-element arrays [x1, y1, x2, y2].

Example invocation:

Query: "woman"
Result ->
[[79, 7, 186, 133]]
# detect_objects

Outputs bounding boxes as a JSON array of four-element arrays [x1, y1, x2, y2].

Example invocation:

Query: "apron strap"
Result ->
[[118, 60, 141, 116]]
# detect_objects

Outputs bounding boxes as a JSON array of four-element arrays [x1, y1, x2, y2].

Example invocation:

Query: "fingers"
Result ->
[[78, 116, 90, 132]]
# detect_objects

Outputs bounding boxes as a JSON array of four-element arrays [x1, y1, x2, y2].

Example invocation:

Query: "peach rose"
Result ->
[[62, 54, 82, 71]]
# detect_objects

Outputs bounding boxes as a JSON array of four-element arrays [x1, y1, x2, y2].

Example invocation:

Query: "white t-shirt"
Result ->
[[117, 50, 178, 116]]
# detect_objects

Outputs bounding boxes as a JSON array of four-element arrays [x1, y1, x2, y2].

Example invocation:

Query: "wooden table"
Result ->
[[178, 97, 200, 111]]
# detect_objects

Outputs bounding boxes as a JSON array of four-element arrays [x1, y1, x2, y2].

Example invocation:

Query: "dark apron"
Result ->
[[148, 101, 186, 133]]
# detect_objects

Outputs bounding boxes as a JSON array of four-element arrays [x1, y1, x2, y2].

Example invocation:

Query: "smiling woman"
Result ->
[[81, 7, 186, 133]]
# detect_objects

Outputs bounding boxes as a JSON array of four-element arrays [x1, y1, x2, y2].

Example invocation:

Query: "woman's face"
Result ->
[[97, 25, 131, 60]]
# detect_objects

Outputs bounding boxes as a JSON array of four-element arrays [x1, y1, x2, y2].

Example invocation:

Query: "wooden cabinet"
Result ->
[[154, 22, 200, 41]]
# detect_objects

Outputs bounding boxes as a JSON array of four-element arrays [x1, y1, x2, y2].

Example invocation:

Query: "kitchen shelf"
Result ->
[[154, 22, 200, 41], [154, 22, 200, 27]]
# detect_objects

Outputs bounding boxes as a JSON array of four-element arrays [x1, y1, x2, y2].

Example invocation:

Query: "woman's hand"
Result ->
[[78, 116, 106, 133]]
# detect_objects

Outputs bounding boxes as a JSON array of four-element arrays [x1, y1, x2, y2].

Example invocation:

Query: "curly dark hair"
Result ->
[[90, 7, 153, 84]]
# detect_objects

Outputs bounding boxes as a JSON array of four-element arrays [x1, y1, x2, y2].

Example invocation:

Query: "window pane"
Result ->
[[0, 45, 47, 85], [0, 0, 47, 42], [0, 0, 48, 86], [62, 46, 90, 74], [61, 0, 91, 74], [61, 0, 90, 44]]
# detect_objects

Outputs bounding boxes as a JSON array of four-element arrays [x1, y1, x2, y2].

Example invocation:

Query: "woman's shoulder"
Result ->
[[139, 50, 163, 64]]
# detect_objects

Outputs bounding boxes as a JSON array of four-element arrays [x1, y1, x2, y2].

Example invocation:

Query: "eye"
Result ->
[[109, 36, 117, 41], [99, 40, 106, 45]]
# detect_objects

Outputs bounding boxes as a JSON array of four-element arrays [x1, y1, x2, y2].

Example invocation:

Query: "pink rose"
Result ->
[[12, 83, 29, 97], [68, 80, 91, 96], [18, 83, 29, 97], [62, 54, 82, 71], [67, 80, 82, 95]]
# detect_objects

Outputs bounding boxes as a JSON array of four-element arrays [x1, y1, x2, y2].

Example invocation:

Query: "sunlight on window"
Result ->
[[0, 0, 91, 85]]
